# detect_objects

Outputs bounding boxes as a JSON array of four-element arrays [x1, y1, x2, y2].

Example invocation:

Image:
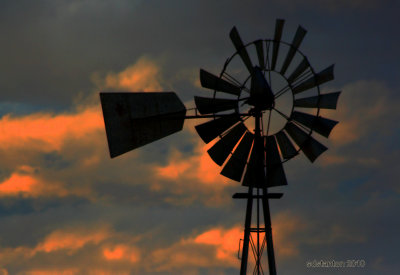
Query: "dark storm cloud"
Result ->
[[0, 0, 398, 274], [0, 1, 398, 109], [1, 0, 399, 109]]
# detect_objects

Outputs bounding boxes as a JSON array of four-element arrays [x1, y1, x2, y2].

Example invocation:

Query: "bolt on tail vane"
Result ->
[[99, 19, 340, 275]]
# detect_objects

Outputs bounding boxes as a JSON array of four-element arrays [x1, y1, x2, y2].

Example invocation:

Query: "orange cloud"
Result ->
[[157, 157, 191, 180], [26, 269, 78, 275], [102, 244, 139, 263], [0, 107, 103, 152], [151, 241, 216, 271], [95, 56, 163, 92], [87, 271, 130, 275], [191, 216, 306, 267], [0, 173, 36, 195], [0, 165, 92, 198], [0, 57, 165, 154], [153, 139, 234, 206], [35, 227, 110, 254], [150, 211, 309, 272], [0, 226, 142, 273], [194, 226, 242, 264], [155, 140, 230, 186], [150, 225, 242, 272]]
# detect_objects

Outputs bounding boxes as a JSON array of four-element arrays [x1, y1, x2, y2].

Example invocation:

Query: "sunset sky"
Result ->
[[0, 0, 399, 274]]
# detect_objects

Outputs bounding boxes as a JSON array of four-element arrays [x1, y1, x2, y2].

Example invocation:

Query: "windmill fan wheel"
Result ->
[[194, 19, 341, 188]]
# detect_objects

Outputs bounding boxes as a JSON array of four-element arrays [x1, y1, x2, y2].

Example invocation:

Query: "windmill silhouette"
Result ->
[[100, 19, 340, 274]]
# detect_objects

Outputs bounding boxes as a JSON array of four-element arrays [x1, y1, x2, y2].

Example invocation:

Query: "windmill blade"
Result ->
[[242, 142, 265, 188], [292, 111, 338, 138], [230, 26, 254, 74], [100, 92, 186, 158], [284, 122, 327, 162], [292, 65, 334, 94], [265, 136, 287, 187], [195, 114, 240, 144], [275, 131, 298, 159], [200, 69, 241, 96], [194, 96, 238, 114], [280, 25, 307, 75], [207, 123, 247, 166], [287, 58, 310, 84], [293, 91, 341, 109], [220, 132, 254, 182], [254, 40, 265, 68], [271, 19, 285, 70]]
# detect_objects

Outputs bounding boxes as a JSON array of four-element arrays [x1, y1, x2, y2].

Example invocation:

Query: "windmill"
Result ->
[[100, 19, 340, 275]]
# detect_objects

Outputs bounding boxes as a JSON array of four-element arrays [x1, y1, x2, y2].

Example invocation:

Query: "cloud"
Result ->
[[0, 1, 397, 274], [0, 172, 36, 195], [25, 268, 79, 275], [144, 212, 304, 272], [152, 136, 237, 207], [327, 80, 397, 146], [317, 80, 399, 167], [306, 224, 366, 245], [194, 226, 242, 265], [273, 211, 307, 258], [0, 225, 141, 274], [35, 227, 110, 254], [150, 226, 241, 272], [149, 211, 312, 272], [0, 106, 103, 152], [271, 210, 367, 265], [273, 0, 388, 12], [102, 244, 140, 263], [155, 141, 230, 186], [0, 56, 170, 201], [0, 104, 106, 199], [0, 165, 80, 198], [92, 56, 163, 92]]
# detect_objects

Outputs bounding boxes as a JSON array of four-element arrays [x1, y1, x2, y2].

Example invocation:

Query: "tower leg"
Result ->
[[262, 188, 277, 275], [240, 186, 253, 275]]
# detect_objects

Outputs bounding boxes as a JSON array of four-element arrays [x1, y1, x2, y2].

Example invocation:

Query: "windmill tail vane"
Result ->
[[100, 18, 340, 275]]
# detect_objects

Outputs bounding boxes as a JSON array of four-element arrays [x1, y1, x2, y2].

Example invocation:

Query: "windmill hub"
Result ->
[[248, 66, 275, 111]]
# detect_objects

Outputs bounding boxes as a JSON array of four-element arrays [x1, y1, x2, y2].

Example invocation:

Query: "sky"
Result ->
[[0, 0, 399, 274]]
